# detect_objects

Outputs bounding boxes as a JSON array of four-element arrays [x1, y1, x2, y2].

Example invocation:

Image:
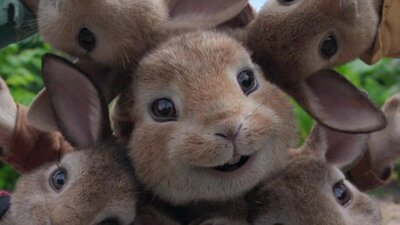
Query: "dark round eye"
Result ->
[[333, 181, 352, 207], [50, 168, 67, 191], [151, 98, 177, 122], [278, 0, 297, 5], [321, 34, 338, 59], [78, 27, 96, 52], [237, 69, 258, 95]]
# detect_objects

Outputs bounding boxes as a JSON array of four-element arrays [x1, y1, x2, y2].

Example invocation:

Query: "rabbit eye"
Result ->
[[237, 69, 258, 95], [151, 98, 177, 122], [333, 180, 352, 207], [320, 34, 338, 59], [50, 168, 67, 191], [78, 27, 96, 52]]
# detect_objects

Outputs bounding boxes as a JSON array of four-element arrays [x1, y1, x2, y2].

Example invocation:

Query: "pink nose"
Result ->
[[215, 124, 243, 142]]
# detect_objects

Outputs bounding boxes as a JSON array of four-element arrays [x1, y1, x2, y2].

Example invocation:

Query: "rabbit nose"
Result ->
[[215, 124, 242, 142]]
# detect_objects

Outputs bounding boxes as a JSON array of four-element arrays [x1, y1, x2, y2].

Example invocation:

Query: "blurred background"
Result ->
[[0, 0, 399, 194], [250, 0, 265, 10]]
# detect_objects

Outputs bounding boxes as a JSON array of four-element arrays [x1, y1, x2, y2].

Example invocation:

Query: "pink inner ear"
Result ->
[[324, 127, 370, 167], [41, 54, 110, 148], [170, 0, 248, 26], [300, 70, 387, 133]]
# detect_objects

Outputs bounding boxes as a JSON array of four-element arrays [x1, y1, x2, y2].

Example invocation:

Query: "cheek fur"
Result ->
[[168, 129, 233, 167]]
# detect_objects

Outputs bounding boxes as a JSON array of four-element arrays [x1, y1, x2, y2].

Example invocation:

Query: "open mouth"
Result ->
[[213, 155, 250, 172]]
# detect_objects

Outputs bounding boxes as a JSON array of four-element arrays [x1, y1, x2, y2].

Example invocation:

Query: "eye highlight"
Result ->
[[78, 27, 96, 52], [237, 69, 258, 95], [151, 98, 177, 122], [333, 180, 352, 207], [50, 167, 67, 192], [320, 34, 338, 59]]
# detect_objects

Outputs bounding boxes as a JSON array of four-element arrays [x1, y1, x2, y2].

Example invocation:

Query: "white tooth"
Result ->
[[227, 155, 241, 165]]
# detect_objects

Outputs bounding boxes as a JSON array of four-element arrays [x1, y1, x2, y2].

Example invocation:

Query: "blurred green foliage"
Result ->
[[0, 35, 49, 105], [0, 36, 400, 190]]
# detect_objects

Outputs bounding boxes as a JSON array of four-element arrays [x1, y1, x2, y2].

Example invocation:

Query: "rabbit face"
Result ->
[[38, 0, 167, 69], [129, 31, 296, 204], [246, 0, 380, 83], [250, 159, 381, 225], [8, 147, 136, 225]]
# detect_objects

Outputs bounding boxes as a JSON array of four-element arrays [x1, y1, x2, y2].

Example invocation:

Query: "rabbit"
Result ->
[[36, 0, 250, 69], [352, 93, 400, 189], [247, 125, 381, 225], [379, 200, 400, 225], [0, 57, 125, 172], [0, 75, 75, 173], [28, 0, 254, 133], [3, 0, 257, 173], [244, 0, 388, 133], [188, 124, 382, 225], [121, 30, 297, 205], [0, 54, 138, 225]]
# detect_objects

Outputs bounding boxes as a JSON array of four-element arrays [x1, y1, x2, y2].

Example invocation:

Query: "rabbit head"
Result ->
[[128, 31, 297, 204], [38, 0, 168, 69], [187, 124, 381, 225], [248, 124, 382, 225], [368, 93, 400, 174], [369, 93, 400, 154], [244, 0, 386, 133], [246, 0, 381, 82], [37, 0, 249, 69], [2, 55, 137, 225]]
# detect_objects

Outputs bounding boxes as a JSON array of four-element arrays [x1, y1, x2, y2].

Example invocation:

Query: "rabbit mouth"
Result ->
[[212, 155, 250, 172]]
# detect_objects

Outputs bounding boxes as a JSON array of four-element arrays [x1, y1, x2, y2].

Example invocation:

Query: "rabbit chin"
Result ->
[[147, 140, 289, 205]]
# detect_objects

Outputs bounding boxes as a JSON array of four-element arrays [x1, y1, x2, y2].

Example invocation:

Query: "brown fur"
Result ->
[[189, 125, 382, 225], [38, 0, 168, 69], [245, 0, 381, 83], [248, 158, 381, 225], [123, 31, 296, 205], [37, 0, 252, 70], [2, 143, 137, 225], [1, 55, 139, 225], [368, 94, 400, 175]]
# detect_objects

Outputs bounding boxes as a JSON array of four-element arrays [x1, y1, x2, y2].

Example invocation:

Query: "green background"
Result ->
[[0, 35, 400, 190]]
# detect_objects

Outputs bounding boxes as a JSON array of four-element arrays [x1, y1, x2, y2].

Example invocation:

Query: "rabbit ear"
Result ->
[[40, 54, 111, 148], [304, 124, 370, 168], [323, 126, 370, 168], [382, 93, 400, 114], [27, 89, 59, 132], [28, 59, 127, 131], [285, 69, 387, 133], [168, 0, 249, 28]]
